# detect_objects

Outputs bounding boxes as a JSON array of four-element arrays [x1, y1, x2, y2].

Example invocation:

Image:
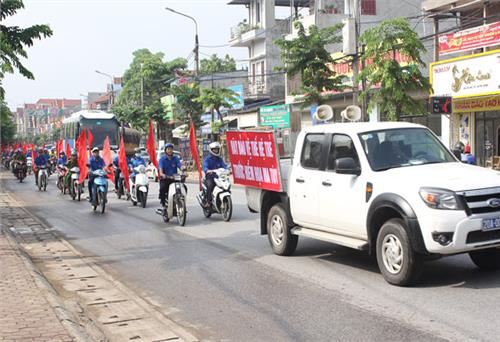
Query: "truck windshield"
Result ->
[[358, 128, 456, 171]]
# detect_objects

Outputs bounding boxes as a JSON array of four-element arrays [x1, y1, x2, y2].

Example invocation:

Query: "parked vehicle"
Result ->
[[90, 169, 109, 213], [37, 165, 49, 191], [196, 168, 232, 222], [157, 173, 187, 226], [245, 122, 500, 286], [68, 166, 82, 201], [129, 164, 149, 208]]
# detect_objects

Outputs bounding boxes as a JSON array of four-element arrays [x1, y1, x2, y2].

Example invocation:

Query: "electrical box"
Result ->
[[342, 17, 356, 55]]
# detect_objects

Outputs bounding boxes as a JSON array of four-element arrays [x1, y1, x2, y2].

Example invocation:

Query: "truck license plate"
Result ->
[[482, 217, 500, 231]]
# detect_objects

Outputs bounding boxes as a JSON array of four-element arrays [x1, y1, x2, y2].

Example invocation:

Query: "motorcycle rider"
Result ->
[[129, 148, 146, 185], [158, 143, 182, 207], [87, 147, 105, 202], [34, 148, 47, 186], [57, 151, 67, 166], [64, 150, 79, 189], [12, 149, 27, 175], [202, 142, 228, 208], [112, 151, 130, 192]]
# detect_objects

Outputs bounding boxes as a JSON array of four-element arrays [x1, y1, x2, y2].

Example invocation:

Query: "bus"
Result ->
[[61, 110, 141, 153]]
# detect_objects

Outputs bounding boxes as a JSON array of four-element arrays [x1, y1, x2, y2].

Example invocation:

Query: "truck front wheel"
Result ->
[[469, 248, 500, 270], [267, 203, 298, 256], [376, 218, 422, 286]]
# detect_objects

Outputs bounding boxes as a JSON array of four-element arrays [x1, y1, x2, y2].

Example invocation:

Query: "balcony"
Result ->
[[229, 21, 265, 47]]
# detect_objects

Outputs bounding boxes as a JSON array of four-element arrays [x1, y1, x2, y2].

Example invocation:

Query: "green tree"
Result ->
[[170, 83, 203, 128], [113, 49, 187, 136], [0, 0, 53, 98], [1, 102, 16, 144], [275, 21, 345, 105], [200, 54, 237, 75], [194, 87, 238, 140], [357, 18, 430, 121], [50, 127, 61, 141]]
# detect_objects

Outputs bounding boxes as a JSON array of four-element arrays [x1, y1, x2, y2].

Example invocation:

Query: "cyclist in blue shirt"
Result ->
[[158, 143, 182, 207], [202, 142, 228, 207], [88, 147, 106, 202], [57, 151, 67, 165]]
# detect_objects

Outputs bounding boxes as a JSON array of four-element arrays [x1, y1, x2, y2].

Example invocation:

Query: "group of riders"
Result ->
[[3, 141, 228, 210]]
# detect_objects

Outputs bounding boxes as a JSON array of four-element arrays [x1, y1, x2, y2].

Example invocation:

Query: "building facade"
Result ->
[[424, 0, 500, 165]]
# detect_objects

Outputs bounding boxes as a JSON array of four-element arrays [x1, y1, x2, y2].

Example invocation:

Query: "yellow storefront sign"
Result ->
[[453, 94, 500, 113]]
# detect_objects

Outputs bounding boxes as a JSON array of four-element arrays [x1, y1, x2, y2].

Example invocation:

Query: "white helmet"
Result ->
[[209, 142, 221, 156]]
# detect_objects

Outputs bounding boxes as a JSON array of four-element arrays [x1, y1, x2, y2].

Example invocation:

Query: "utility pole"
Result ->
[[433, 17, 439, 62], [352, 0, 360, 109]]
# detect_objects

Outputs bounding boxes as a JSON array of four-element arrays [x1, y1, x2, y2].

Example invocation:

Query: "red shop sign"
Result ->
[[226, 131, 282, 192], [439, 22, 500, 55]]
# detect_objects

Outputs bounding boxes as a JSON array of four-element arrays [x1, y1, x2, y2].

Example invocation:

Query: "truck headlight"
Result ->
[[419, 187, 464, 210]]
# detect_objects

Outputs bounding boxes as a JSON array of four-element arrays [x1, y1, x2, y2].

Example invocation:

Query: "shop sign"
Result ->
[[259, 104, 291, 129], [431, 50, 500, 98], [431, 96, 452, 114], [439, 22, 500, 56], [453, 94, 500, 113], [226, 131, 282, 192]]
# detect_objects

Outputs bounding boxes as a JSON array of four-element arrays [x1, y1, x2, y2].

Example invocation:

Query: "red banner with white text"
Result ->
[[226, 131, 282, 192], [439, 22, 500, 55]]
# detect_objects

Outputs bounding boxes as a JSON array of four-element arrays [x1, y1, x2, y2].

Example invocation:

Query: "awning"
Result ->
[[223, 115, 238, 122], [172, 124, 188, 138]]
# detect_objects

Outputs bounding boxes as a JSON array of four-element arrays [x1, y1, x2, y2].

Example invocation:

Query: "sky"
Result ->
[[3, 0, 265, 110]]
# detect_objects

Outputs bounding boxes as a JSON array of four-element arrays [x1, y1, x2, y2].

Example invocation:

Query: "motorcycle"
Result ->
[[26, 157, 32, 175], [3, 156, 10, 169], [197, 168, 233, 222], [37, 164, 49, 191], [56, 165, 68, 194], [116, 170, 126, 199], [90, 169, 109, 213], [129, 164, 149, 208], [156, 173, 187, 226], [68, 166, 82, 201], [14, 161, 27, 183]]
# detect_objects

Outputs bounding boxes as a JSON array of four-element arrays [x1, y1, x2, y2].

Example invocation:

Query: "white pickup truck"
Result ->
[[245, 122, 500, 286]]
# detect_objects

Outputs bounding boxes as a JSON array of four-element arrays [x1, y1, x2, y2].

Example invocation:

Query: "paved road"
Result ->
[[4, 171, 500, 341]]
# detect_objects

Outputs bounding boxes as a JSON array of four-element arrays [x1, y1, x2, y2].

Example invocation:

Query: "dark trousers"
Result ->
[[114, 169, 121, 190], [88, 174, 96, 201], [159, 178, 174, 206], [205, 175, 217, 204]]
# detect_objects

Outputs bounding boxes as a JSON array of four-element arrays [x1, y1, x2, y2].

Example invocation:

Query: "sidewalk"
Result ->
[[0, 229, 74, 342]]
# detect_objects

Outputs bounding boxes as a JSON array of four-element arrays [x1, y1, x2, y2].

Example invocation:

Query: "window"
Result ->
[[256, 1, 260, 23], [327, 134, 360, 171], [301, 134, 325, 169], [361, 0, 376, 15], [260, 61, 265, 83]]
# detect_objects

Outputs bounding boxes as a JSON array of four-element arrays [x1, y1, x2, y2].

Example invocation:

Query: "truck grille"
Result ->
[[457, 187, 500, 215], [466, 229, 500, 244]]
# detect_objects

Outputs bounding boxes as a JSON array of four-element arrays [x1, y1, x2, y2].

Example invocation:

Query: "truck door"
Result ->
[[290, 133, 327, 228], [319, 134, 367, 237]]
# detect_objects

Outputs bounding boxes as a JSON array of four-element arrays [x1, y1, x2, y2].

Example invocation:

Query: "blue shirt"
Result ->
[[88, 155, 105, 171], [34, 156, 46, 166], [43, 153, 50, 163], [158, 155, 181, 176], [113, 155, 130, 169], [202, 155, 227, 173], [57, 156, 67, 165], [129, 156, 146, 168]]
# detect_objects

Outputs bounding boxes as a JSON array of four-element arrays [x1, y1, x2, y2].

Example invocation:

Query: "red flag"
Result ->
[[31, 144, 37, 172], [77, 130, 88, 184], [87, 129, 94, 151], [146, 120, 158, 173], [7, 144, 11, 154], [13, 143, 19, 151], [118, 135, 130, 191], [189, 120, 202, 190], [102, 136, 114, 183], [65, 142, 71, 158], [22, 143, 28, 155]]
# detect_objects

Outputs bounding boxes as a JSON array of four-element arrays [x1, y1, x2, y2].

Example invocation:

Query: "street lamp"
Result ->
[[165, 7, 199, 78], [95, 70, 114, 108]]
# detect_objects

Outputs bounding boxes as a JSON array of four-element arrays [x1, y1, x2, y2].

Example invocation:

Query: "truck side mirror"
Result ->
[[335, 157, 361, 176]]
